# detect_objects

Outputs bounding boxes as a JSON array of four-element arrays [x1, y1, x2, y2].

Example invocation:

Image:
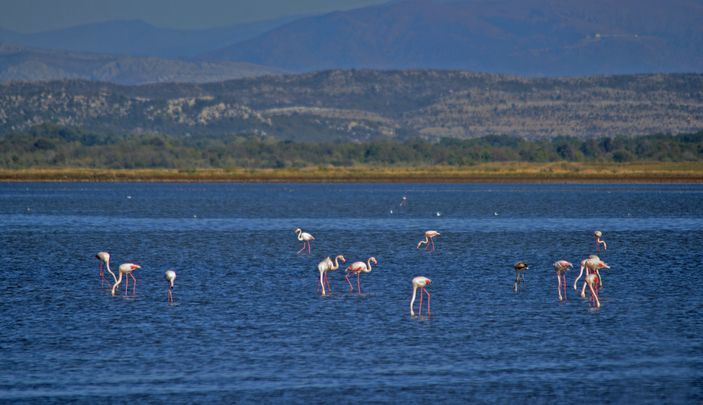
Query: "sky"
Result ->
[[0, 0, 391, 33]]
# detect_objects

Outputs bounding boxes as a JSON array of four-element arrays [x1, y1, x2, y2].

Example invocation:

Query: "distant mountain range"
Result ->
[[209, 0, 703, 75], [0, 16, 300, 58], [0, 0, 701, 82], [2, 70, 701, 140], [0, 43, 281, 85]]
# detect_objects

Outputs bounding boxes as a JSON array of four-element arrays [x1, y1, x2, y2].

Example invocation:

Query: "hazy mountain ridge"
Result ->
[[209, 0, 703, 75], [1, 70, 701, 140], [0, 16, 301, 58], [0, 43, 282, 85]]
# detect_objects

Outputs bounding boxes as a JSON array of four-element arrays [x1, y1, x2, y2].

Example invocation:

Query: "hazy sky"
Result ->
[[0, 0, 390, 33]]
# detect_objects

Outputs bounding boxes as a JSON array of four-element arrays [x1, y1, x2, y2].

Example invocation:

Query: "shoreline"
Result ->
[[1, 163, 702, 183]]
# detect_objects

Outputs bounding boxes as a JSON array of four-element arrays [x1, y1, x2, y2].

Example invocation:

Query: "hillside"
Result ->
[[208, 0, 703, 75], [0, 17, 300, 58], [1, 70, 701, 140], [0, 43, 281, 85]]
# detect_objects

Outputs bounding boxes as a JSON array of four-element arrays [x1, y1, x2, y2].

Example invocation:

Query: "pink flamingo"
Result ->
[[111, 263, 141, 296], [553, 260, 573, 301], [295, 228, 315, 254], [574, 255, 609, 298], [95, 251, 117, 288], [165, 270, 176, 303], [345, 257, 377, 293], [317, 255, 345, 296], [586, 273, 601, 308], [417, 230, 440, 252], [410, 276, 431, 316], [594, 230, 607, 251]]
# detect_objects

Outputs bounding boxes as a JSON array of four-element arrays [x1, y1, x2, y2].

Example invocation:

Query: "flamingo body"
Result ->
[[553, 260, 573, 301], [295, 228, 315, 254], [95, 251, 116, 287], [594, 230, 608, 251], [410, 276, 432, 316], [417, 230, 440, 252], [165, 270, 176, 303], [317, 255, 345, 296], [111, 263, 141, 296], [345, 257, 377, 293]]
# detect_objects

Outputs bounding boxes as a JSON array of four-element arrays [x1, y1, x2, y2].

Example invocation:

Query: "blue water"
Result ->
[[1, 183, 702, 402]]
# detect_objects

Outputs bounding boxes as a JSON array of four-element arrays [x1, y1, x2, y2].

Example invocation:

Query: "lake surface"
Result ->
[[1, 183, 702, 402]]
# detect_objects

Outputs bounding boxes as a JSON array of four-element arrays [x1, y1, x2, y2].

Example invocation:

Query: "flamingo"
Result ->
[[417, 230, 440, 252], [111, 263, 141, 296], [410, 276, 431, 316], [317, 255, 345, 296], [513, 261, 529, 292], [95, 251, 117, 288], [165, 270, 176, 303], [294, 228, 315, 254], [553, 260, 573, 301], [400, 196, 408, 207], [594, 230, 607, 251], [586, 273, 601, 308], [574, 255, 609, 298], [345, 257, 377, 293]]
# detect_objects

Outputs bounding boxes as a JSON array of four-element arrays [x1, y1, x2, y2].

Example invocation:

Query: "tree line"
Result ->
[[1, 124, 701, 169]]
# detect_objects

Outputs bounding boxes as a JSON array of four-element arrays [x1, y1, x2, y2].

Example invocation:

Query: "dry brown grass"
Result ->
[[1, 162, 702, 182]]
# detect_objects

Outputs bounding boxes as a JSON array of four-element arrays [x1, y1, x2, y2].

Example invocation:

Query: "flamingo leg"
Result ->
[[430, 238, 435, 252], [357, 273, 362, 294], [345, 272, 354, 291], [99, 262, 105, 287], [425, 288, 431, 316], [557, 273, 562, 301], [124, 275, 129, 295], [130, 273, 137, 295], [325, 272, 332, 293], [419, 290, 423, 316], [307, 241, 311, 254], [297, 243, 306, 254], [590, 284, 600, 307], [167, 288, 173, 303]]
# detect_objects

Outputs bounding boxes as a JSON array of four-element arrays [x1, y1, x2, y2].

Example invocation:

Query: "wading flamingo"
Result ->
[[295, 228, 315, 254], [165, 270, 176, 303], [400, 196, 408, 207], [553, 260, 573, 301], [513, 261, 529, 292], [95, 251, 117, 288], [317, 255, 345, 296], [410, 276, 431, 316], [574, 255, 609, 298], [345, 257, 377, 294], [594, 230, 607, 251], [586, 273, 601, 308], [417, 230, 440, 252], [111, 263, 141, 296]]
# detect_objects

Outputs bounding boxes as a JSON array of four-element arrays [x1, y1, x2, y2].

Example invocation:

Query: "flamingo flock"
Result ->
[[91, 194, 613, 312]]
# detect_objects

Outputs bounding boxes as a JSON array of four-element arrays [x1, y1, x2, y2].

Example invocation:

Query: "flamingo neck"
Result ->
[[296, 230, 303, 241], [410, 285, 418, 315], [111, 272, 123, 296], [366, 259, 374, 272], [105, 260, 118, 284], [331, 256, 341, 270]]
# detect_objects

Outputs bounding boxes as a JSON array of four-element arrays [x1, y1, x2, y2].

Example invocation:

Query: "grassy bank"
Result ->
[[1, 162, 702, 182]]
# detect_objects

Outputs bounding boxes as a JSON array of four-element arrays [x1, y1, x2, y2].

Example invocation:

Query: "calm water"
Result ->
[[1, 183, 702, 402]]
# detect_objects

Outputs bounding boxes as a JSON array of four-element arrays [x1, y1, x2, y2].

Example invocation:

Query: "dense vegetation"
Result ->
[[1, 125, 701, 169], [2, 71, 702, 140]]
